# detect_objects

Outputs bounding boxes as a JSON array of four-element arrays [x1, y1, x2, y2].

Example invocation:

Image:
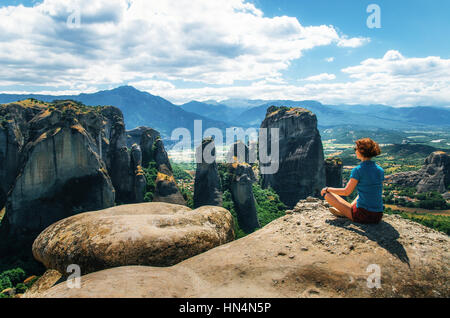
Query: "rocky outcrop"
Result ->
[[131, 144, 146, 203], [386, 151, 450, 193], [325, 157, 343, 188], [260, 106, 326, 208], [32, 198, 449, 298], [229, 162, 260, 233], [32, 203, 234, 275], [6, 126, 115, 239], [152, 138, 186, 205], [126, 126, 159, 150], [0, 99, 153, 246], [0, 102, 43, 211], [126, 127, 185, 205], [194, 137, 223, 208], [226, 140, 253, 164]]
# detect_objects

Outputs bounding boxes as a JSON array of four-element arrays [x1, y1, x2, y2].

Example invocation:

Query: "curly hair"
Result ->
[[355, 138, 381, 159]]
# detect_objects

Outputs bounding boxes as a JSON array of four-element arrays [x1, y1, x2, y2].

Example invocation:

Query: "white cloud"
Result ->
[[142, 51, 450, 106], [325, 57, 335, 62], [0, 0, 369, 89], [304, 73, 336, 82], [337, 36, 371, 48]]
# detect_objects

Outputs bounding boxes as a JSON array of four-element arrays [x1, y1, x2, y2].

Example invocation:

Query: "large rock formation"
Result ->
[[194, 137, 223, 208], [6, 126, 115, 239], [32, 203, 234, 275], [226, 140, 254, 164], [260, 106, 326, 208], [152, 138, 186, 205], [325, 157, 343, 188], [0, 99, 151, 245], [229, 162, 260, 233], [30, 198, 449, 298], [126, 127, 186, 206], [0, 101, 48, 214], [386, 151, 450, 193]]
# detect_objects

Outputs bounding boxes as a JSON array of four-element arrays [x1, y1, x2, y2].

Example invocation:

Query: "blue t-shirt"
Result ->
[[350, 161, 384, 212]]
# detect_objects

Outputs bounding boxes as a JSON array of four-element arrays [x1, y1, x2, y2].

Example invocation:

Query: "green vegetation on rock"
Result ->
[[385, 208, 450, 235]]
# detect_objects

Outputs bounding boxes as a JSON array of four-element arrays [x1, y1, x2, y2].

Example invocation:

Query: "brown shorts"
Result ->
[[352, 205, 383, 224]]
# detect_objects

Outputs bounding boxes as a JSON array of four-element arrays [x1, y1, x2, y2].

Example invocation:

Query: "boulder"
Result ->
[[32, 203, 234, 275], [32, 198, 449, 298], [386, 151, 450, 193], [260, 106, 326, 208], [194, 138, 223, 208]]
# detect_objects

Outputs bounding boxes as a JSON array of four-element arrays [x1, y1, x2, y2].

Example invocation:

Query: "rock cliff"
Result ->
[[126, 127, 186, 205], [260, 106, 326, 208], [325, 157, 343, 188], [194, 138, 223, 208], [229, 162, 260, 233], [386, 151, 450, 193], [30, 198, 449, 298], [0, 99, 155, 246]]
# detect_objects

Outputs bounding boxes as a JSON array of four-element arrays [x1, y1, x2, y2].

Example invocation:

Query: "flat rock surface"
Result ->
[[32, 203, 234, 275], [35, 199, 449, 298]]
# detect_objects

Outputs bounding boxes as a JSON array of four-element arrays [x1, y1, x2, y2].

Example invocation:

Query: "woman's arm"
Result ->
[[321, 178, 358, 197]]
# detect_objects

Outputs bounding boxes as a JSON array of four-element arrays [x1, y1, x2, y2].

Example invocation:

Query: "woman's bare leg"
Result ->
[[324, 193, 353, 221]]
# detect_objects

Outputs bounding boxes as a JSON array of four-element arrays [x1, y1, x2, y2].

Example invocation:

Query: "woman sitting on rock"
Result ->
[[321, 138, 384, 224]]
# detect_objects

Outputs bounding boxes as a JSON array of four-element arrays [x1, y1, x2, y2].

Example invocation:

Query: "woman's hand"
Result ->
[[321, 187, 329, 197]]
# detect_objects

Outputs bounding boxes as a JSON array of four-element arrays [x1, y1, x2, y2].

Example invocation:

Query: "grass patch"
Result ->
[[385, 207, 450, 235]]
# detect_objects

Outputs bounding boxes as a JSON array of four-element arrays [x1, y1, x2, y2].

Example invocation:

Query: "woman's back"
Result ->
[[350, 160, 384, 212]]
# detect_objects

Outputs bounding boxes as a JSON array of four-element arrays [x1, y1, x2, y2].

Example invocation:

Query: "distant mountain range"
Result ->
[[1, 86, 449, 140], [0, 86, 228, 138]]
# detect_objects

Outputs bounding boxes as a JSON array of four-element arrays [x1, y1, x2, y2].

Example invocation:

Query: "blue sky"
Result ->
[[0, 0, 449, 106]]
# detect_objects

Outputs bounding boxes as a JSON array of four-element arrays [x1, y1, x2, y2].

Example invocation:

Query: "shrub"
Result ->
[[0, 268, 26, 286]]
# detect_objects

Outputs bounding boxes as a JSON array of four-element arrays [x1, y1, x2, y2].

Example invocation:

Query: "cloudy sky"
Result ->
[[0, 0, 449, 106]]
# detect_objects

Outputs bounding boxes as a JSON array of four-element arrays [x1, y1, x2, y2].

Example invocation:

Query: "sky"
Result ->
[[0, 0, 449, 106]]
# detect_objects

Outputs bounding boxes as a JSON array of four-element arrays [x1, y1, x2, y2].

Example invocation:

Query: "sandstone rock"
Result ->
[[138, 127, 161, 168], [0, 100, 173, 248], [194, 138, 223, 208], [226, 140, 255, 164], [5, 126, 115, 239], [152, 172, 186, 205], [325, 157, 343, 188], [32, 203, 234, 275], [21, 269, 62, 298], [126, 126, 158, 150], [0, 103, 40, 210], [386, 151, 450, 193], [229, 162, 260, 233], [152, 138, 186, 205], [131, 145, 146, 204], [260, 106, 326, 208], [34, 200, 449, 298], [127, 126, 185, 206]]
